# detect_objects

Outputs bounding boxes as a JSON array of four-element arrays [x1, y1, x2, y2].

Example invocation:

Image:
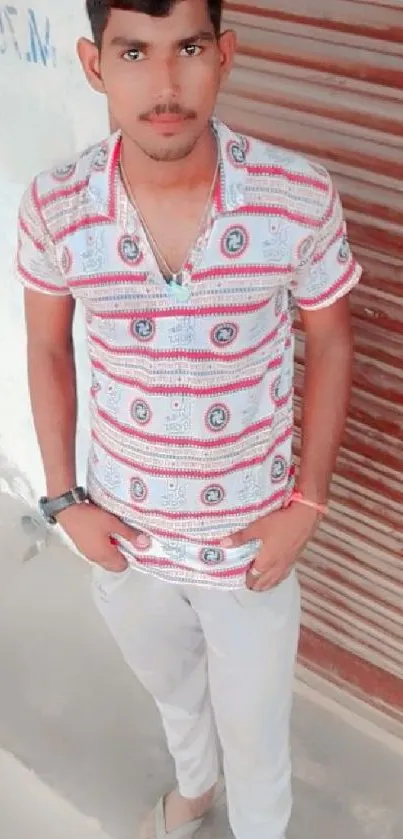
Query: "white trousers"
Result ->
[[92, 565, 301, 839]]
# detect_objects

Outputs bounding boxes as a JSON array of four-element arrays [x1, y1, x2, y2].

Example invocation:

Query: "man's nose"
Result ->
[[151, 57, 180, 101]]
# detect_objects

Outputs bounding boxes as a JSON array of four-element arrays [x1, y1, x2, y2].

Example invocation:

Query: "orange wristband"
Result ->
[[287, 491, 328, 516]]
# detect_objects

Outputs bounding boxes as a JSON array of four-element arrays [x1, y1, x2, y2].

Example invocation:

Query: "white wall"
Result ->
[[0, 1, 109, 500]]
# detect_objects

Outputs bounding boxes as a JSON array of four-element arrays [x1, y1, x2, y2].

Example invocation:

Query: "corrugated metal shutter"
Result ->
[[219, 0, 403, 720]]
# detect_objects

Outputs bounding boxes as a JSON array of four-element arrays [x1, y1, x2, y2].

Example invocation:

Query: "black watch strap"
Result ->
[[39, 487, 88, 524]]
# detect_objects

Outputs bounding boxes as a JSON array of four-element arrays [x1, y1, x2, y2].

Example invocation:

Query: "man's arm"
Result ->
[[18, 181, 148, 569], [221, 300, 353, 590], [24, 287, 148, 567], [24, 289, 78, 497], [221, 171, 361, 590], [297, 295, 353, 503]]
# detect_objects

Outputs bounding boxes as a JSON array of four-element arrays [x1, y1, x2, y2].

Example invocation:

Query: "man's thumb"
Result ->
[[220, 523, 255, 549], [114, 523, 151, 549]]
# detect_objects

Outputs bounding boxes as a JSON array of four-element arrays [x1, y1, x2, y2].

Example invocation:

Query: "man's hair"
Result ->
[[86, 0, 223, 48]]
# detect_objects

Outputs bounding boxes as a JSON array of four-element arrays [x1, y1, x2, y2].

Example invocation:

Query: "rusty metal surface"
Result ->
[[219, 0, 403, 709]]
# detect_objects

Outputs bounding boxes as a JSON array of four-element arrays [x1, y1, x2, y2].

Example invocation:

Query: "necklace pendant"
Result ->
[[168, 282, 191, 302], [167, 274, 191, 302]]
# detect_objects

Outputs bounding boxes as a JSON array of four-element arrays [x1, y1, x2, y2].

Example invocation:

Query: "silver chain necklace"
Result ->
[[120, 149, 219, 294]]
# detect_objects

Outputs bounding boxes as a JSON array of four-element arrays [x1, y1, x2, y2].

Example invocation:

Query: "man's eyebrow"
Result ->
[[109, 36, 148, 49], [177, 31, 215, 46]]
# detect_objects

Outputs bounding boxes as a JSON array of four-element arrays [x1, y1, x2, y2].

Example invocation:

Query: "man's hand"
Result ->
[[57, 502, 150, 572], [221, 504, 320, 591]]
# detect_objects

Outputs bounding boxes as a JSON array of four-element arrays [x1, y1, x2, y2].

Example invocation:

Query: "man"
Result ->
[[16, 0, 361, 837]]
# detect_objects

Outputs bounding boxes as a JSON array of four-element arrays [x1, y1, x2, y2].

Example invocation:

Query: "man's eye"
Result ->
[[123, 49, 144, 62], [181, 44, 202, 57]]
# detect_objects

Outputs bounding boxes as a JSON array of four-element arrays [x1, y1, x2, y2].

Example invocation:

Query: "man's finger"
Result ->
[[253, 576, 279, 593], [252, 569, 292, 593], [103, 545, 129, 572], [245, 558, 268, 589], [246, 567, 265, 590], [245, 556, 286, 590], [113, 523, 151, 549], [220, 521, 260, 549]]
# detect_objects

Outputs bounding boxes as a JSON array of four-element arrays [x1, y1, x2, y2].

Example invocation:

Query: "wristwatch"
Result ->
[[39, 487, 88, 525]]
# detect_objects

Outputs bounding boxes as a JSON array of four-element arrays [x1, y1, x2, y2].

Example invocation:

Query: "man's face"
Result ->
[[79, 0, 235, 162]]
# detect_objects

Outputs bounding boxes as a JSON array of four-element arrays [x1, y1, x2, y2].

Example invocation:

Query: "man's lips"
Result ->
[[147, 114, 187, 124]]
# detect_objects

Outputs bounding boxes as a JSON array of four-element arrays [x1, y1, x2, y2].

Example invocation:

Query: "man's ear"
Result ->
[[218, 29, 237, 82], [77, 37, 105, 94]]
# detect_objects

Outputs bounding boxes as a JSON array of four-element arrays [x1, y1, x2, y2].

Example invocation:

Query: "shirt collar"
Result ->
[[87, 133, 122, 220], [212, 118, 248, 213], [87, 118, 248, 220]]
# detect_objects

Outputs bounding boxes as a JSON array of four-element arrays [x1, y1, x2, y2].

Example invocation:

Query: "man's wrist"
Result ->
[[39, 486, 88, 525], [289, 489, 328, 517], [46, 478, 78, 497], [294, 476, 329, 506], [286, 498, 320, 523]]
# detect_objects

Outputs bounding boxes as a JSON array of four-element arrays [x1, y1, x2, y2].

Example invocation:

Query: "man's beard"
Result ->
[[141, 137, 200, 162], [133, 126, 203, 163]]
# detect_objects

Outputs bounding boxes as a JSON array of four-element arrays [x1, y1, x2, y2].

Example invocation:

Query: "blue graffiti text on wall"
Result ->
[[0, 5, 56, 66]]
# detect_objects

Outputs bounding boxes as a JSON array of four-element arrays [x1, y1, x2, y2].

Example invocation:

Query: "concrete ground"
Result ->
[[0, 492, 402, 839]]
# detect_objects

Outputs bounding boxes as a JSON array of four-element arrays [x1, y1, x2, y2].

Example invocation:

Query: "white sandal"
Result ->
[[153, 795, 204, 838], [140, 779, 225, 839]]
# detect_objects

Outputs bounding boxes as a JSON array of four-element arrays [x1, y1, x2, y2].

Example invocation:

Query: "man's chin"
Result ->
[[132, 125, 202, 163], [142, 140, 198, 163]]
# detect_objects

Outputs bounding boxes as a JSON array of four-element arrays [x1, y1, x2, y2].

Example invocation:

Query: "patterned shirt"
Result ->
[[16, 119, 361, 588]]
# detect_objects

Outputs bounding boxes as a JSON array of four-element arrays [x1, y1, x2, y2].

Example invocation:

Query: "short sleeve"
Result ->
[[16, 179, 70, 296], [291, 176, 362, 310]]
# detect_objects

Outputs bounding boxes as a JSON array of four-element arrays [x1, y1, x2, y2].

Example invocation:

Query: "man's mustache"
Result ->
[[139, 103, 197, 120]]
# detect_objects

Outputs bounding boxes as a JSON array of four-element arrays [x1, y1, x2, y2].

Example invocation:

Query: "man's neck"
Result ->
[[120, 125, 218, 191]]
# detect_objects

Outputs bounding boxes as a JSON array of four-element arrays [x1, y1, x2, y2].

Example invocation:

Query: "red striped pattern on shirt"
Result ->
[[91, 424, 293, 479]]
